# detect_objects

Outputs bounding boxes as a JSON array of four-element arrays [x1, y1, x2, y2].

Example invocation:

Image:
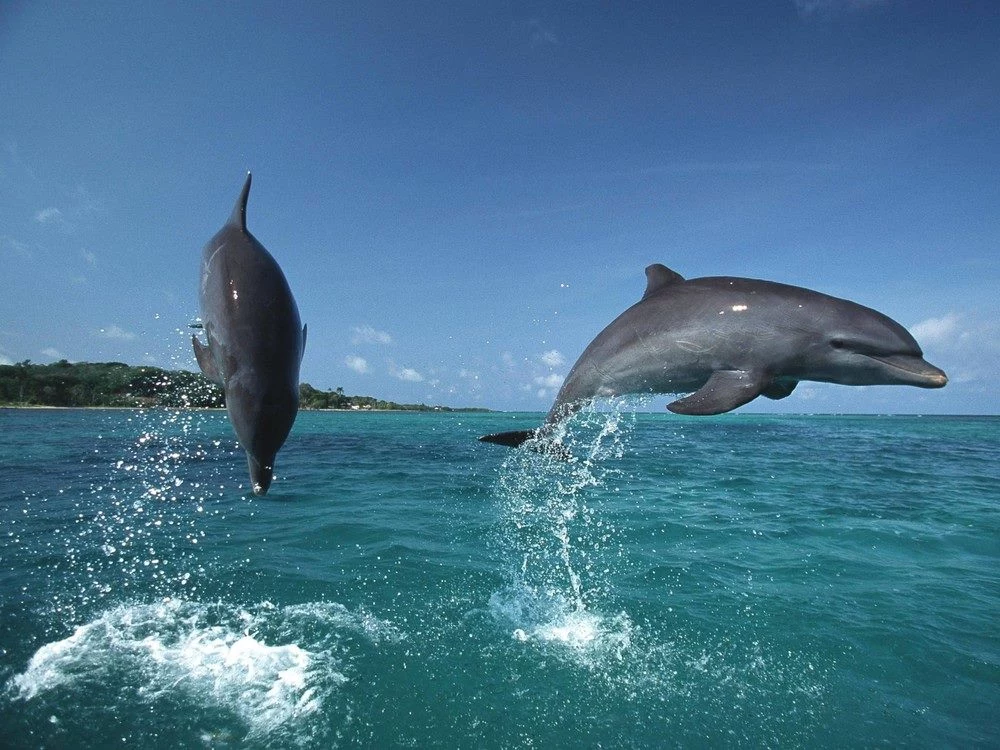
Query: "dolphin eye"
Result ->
[[831, 338, 846, 349]]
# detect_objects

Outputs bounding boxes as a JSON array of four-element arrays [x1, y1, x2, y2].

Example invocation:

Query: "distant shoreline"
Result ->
[[2, 405, 993, 417], [1, 405, 497, 413], [0, 361, 489, 413]]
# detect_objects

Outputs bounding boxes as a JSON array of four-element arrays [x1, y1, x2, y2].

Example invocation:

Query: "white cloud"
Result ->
[[34, 207, 69, 230], [40, 347, 66, 360], [458, 368, 479, 380], [527, 19, 558, 47], [792, 0, 890, 16], [70, 184, 102, 217], [910, 313, 960, 347], [539, 349, 565, 368], [533, 373, 564, 389], [97, 325, 136, 340], [905, 312, 1000, 394], [345, 355, 370, 374], [528, 371, 565, 401], [1, 236, 32, 258], [81, 249, 97, 265], [501, 351, 518, 368], [0, 354, 13, 365], [390, 363, 424, 382], [4, 140, 37, 181], [351, 325, 393, 345], [34, 207, 61, 223]]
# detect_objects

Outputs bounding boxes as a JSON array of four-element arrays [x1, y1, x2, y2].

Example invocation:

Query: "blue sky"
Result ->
[[1, 0, 997, 414]]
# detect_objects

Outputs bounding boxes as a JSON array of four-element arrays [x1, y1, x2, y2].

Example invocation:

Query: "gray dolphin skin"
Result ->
[[480, 263, 947, 447], [192, 173, 307, 494]]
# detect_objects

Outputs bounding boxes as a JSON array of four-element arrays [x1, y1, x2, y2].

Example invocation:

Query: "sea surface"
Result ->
[[0, 406, 996, 748]]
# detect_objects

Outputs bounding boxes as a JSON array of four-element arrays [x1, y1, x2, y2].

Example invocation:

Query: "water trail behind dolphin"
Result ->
[[489, 399, 642, 665]]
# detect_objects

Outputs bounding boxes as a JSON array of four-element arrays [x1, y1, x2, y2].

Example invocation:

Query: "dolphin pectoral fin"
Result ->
[[192, 335, 223, 385], [763, 380, 797, 400], [667, 370, 768, 415], [302, 323, 307, 354]]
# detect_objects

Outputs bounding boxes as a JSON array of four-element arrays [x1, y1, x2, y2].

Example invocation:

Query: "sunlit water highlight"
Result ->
[[1, 405, 997, 747]]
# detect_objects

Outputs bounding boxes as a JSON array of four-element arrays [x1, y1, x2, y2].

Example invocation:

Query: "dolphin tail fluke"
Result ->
[[478, 429, 536, 448], [229, 171, 252, 230]]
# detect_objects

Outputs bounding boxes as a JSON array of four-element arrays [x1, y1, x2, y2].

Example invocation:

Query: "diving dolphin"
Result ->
[[480, 264, 947, 447], [192, 173, 306, 494]]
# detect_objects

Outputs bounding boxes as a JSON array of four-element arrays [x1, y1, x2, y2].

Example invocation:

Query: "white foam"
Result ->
[[489, 585, 633, 667], [8, 599, 399, 739], [140, 621, 330, 734], [537, 610, 599, 646], [9, 624, 92, 700]]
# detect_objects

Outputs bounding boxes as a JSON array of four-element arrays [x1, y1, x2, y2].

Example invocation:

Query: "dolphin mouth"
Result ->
[[866, 354, 948, 388]]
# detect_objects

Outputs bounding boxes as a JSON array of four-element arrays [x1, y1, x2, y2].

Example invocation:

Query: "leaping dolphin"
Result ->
[[480, 264, 947, 448], [192, 173, 306, 494]]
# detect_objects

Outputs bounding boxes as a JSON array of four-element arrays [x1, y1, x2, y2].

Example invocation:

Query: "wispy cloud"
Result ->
[[792, 0, 891, 17], [345, 355, 370, 374], [529, 372, 565, 399], [0, 236, 33, 259], [909, 312, 1000, 389], [97, 325, 136, 340], [351, 325, 393, 346], [513, 203, 589, 219], [81, 249, 97, 265], [40, 347, 67, 360], [3, 141, 38, 182], [629, 161, 838, 176], [910, 313, 960, 347], [539, 349, 565, 368], [533, 373, 564, 390], [0, 353, 13, 366], [390, 362, 424, 382], [70, 184, 102, 218], [527, 18, 558, 47], [34, 206, 71, 231]]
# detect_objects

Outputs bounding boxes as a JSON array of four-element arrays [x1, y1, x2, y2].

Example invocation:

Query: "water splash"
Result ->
[[41, 406, 243, 621], [490, 398, 640, 663], [7, 599, 401, 744]]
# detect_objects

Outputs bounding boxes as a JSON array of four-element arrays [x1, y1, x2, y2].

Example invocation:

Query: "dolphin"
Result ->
[[480, 263, 947, 447], [192, 173, 306, 494]]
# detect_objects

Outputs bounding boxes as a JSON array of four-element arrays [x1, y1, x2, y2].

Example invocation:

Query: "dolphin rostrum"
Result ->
[[480, 264, 947, 447], [192, 173, 306, 494]]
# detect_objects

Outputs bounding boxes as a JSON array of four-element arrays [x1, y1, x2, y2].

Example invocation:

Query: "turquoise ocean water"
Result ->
[[0, 406, 996, 748]]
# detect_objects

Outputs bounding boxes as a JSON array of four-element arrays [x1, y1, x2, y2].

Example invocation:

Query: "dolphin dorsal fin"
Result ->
[[642, 264, 684, 300], [229, 172, 252, 230]]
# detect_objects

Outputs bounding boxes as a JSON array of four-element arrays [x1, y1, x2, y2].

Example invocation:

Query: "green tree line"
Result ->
[[0, 360, 223, 408], [297, 383, 486, 412], [0, 361, 487, 412]]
